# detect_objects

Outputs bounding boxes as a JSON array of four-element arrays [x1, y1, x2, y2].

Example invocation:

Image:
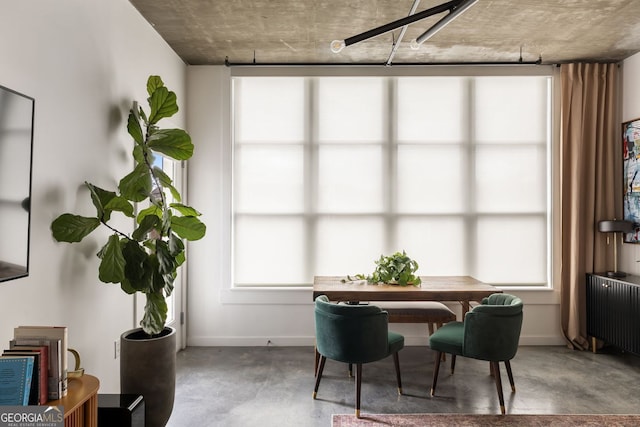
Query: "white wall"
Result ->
[[185, 66, 566, 348], [0, 0, 185, 393], [620, 52, 640, 272]]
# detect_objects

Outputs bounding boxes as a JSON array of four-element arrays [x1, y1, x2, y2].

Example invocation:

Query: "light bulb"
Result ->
[[330, 39, 346, 53], [410, 39, 421, 50]]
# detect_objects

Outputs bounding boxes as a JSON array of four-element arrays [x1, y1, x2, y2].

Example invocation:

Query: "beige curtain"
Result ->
[[560, 63, 620, 350]]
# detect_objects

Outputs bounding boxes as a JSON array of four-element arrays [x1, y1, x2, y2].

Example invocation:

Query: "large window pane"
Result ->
[[475, 76, 548, 144], [315, 217, 385, 275], [397, 145, 466, 213], [396, 217, 467, 275], [475, 216, 547, 284], [234, 217, 306, 285], [318, 145, 383, 213], [234, 77, 305, 143], [475, 145, 547, 212], [317, 78, 385, 143], [235, 145, 304, 213], [397, 77, 466, 143]]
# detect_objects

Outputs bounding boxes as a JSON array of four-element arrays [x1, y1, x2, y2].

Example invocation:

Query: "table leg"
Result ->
[[461, 300, 471, 317]]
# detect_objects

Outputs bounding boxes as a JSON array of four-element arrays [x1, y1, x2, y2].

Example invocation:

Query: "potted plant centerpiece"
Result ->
[[51, 75, 205, 427], [343, 250, 422, 286]]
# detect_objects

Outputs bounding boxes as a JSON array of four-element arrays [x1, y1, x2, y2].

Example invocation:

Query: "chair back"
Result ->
[[314, 295, 390, 364], [462, 293, 523, 362]]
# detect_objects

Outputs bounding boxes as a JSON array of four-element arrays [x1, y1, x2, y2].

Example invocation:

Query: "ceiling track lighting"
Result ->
[[331, 0, 479, 53]]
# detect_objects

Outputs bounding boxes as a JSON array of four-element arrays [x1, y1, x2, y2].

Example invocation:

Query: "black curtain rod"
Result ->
[[224, 58, 545, 67]]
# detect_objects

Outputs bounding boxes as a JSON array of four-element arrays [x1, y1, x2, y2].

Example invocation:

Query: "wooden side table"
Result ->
[[48, 374, 99, 427]]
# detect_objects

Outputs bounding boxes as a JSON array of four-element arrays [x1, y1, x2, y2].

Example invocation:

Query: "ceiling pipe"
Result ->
[[411, 0, 480, 49], [330, 0, 463, 53]]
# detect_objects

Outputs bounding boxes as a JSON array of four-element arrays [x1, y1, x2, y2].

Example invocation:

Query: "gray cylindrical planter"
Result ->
[[121, 326, 176, 427]]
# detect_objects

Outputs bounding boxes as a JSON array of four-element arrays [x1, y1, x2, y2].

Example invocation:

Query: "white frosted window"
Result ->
[[396, 218, 467, 276], [397, 77, 466, 143], [234, 77, 305, 143], [317, 78, 385, 142], [475, 76, 548, 144], [475, 217, 547, 284], [315, 218, 385, 276], [231, 73, 552, 287], [397, 145, 466, 213], [317, 145, 383, 213], [475, 145, 547, 213], [234, 145, 304, 213], [234, 217, 306, 285]]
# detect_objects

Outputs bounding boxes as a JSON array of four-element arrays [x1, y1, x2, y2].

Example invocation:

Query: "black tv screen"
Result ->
[[0, 85, 34, 282]]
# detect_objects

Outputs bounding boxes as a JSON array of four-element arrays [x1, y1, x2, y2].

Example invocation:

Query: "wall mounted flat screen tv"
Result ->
[[0, 85, 34, 282]]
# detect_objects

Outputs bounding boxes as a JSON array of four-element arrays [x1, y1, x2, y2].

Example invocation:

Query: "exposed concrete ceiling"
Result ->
[[129, 0, 640, 66]]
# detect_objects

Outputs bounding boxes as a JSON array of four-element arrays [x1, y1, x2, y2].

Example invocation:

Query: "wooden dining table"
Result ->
[[313, 275, 502, 316]]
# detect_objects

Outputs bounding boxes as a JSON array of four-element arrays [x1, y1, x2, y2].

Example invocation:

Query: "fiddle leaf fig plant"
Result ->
[[51, 75, 206, 336], [343, 250, 422, 287]]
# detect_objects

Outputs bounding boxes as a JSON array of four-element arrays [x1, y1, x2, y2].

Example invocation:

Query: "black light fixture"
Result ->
[[598, 219, 634, 277], [330, 0, 478, 53]]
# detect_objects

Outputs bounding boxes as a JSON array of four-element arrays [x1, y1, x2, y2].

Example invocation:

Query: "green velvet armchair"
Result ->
[[313, 295, 404, 418], [428, 293, 523, 415]]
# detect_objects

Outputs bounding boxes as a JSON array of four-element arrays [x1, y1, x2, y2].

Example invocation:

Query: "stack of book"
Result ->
[[0, 325, 67, 406]]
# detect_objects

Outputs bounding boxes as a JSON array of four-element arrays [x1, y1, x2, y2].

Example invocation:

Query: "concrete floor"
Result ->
[[166, 345, 640, 427]]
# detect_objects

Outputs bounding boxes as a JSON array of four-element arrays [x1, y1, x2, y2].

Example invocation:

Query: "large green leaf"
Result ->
[[148, 86, 178, 125], [122, 240, 152, 291], [146, 75, 164, 96], [127, 110, 144, 145], [170, 203, 201, 217], [86, 183, 117, 221], [155, 240, 177, 275], [148, 129, 193, 160], [51, 214, 100, 243], [103, 195, 135, 218], [137, 205, 162, 224], [98, 235, 126, 283], [119, 163, 152, 202], [171, 216, 206, 241], [140, 291, 168, 336], [168, 232, 185, 256]]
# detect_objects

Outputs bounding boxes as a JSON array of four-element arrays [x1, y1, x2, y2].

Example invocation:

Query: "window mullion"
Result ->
[[466, 77, 477, 277], [386, 77, 397, 252], [306, 77, 317, 281]]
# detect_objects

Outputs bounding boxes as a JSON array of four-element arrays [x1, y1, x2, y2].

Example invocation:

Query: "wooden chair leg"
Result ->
[[428, 323, 435, 335], [348, 363, 353, 378], [313, 355, 327, 399], [491, 361, 506, 415], [355, 363, 362, 418], [393, 352, 402, 395], [450, 354, 456, 374], [433, 323, 447, 362], [504, 360, 515, 392], [431, 351, 443, 396]]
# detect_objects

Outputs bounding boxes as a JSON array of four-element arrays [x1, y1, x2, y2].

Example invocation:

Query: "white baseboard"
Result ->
[[187, 333, 566, 347]]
